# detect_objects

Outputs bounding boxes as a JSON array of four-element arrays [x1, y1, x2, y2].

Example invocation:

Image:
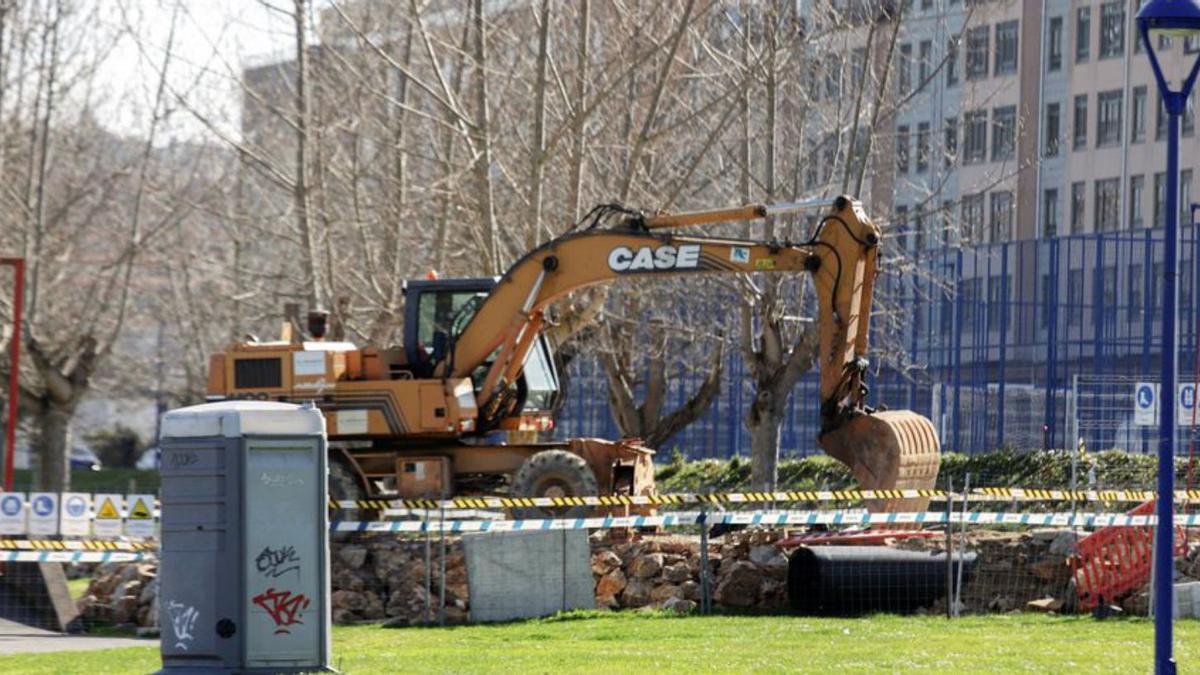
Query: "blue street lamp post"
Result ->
[[1138, 2, 1200, 673]]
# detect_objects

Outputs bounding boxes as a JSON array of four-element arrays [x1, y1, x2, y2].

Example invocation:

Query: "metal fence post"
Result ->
[[699, 498, 711, 614], [945, 476, 954, 619]]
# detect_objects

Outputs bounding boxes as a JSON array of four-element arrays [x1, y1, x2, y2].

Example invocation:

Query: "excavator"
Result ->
[[205, 196, 940, 514]]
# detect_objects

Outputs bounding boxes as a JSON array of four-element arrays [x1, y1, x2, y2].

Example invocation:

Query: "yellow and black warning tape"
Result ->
[[328, 487, 1200, 510], [0, 539, 156, 552]]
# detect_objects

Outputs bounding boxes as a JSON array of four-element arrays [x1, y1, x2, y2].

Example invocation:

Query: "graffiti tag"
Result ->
[[259, 472, 304, 487], [252, 588, 310, 635], [255, 545, 300, 579], [168, 451, 199, 469], [165, 600, 199, 650]]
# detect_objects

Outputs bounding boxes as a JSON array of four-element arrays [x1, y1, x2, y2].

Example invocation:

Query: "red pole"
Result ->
[[1, 258, 22, 492]]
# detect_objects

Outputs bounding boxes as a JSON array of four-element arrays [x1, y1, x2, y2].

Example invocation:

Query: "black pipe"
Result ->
[[787, 545, 978, 615]]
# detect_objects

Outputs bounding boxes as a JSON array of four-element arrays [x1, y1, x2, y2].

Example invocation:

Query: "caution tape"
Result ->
[[0, 551, 152, 563], [0, 539, 156, 552], [327, 487, 1200, 510], [330, 510, 1200, 533]]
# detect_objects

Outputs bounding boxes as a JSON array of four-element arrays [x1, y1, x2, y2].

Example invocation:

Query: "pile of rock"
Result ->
[[589, 530, 789, 613], [329, 537, 469, 626], [76, 561, 158, 633]]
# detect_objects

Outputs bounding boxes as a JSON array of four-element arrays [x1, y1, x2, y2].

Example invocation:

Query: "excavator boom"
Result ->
[[437, 196, 940, 508]]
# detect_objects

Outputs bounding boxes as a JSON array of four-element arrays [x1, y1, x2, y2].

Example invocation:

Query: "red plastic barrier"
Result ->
[[1072, 500, 1186, 610]]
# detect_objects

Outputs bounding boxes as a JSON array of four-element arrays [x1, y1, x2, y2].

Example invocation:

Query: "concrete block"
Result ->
[[463, 529, 595, 622]]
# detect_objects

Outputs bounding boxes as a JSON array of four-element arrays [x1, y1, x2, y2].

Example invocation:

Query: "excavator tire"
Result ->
[[510, 449, 600, 519], [329, 454, 373, 539], [818, 409, 941, 514]]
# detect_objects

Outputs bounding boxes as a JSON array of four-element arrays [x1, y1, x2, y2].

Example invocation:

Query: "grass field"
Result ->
[[1, 612, 1197, 673], [10, 468, 160, 493]]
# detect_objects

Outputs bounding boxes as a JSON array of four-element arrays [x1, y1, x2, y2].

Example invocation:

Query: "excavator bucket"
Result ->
[[818, 410, 941, 513]]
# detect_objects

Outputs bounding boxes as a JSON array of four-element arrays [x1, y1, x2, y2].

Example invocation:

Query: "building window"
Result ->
[[1067, 269, 1084, 326], [898, 43, 912, 96], [994, 21, 1018, 75], [915, 212, 926, 251], [1186, 93, 1196, 137], [963, 110, 987, 164], [896, 205, 909, 250], [1073, 94, 1088, 150], [851, 48, 867, 90], [916, 122, 930, 173], [1071, 181, 1086, 233], [1182, 169, 1194, 223], [966, 26, 989, 80], [1157, 91, 1167, 141], [1099, 1, 1125, 58], [1155, 172, 1166, 227], [1095, 178, 1119, 231], [989, 190, 1013, 242], [1076, 6, 1091, 63], [826, 53, 842, 98], [896, 125, 910, 174], [1044, 102, 1061, 157], [992, 106, 1016, 161], [1187, 35, 1200, 54], [1130, 174, 1145, 228], [987, 275, 1006, 329], [1097, 90, 1123, 147], [962, 193, 985, 242], [1132, 86, 1147, 143], [1048, 16, 1063, 71], [918, 40, 932, 90], [946, 38, 959, 86], [807, 59, 821, 102], [1130, 264, 1144, 321], [1043, 188, 1059, 238], [944, 117, 958, 168]]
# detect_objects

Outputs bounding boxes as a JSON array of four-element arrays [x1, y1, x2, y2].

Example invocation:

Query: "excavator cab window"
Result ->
[[403, 278, 498, 371]]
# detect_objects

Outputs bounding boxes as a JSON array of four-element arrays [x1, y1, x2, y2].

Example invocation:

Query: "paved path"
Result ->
[[0, 618, 152, 654]]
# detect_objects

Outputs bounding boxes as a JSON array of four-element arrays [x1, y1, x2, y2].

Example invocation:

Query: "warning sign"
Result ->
[[0, 493, 26, 535], [124, 494, 156, 538], [28, 492, 59, 535], [60, 492, 91, 536], [92, 493, 123, 537]]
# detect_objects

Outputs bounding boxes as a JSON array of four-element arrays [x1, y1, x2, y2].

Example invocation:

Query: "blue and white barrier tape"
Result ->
[[330, 510, 1200, 533], [0, 550, 152, 563]]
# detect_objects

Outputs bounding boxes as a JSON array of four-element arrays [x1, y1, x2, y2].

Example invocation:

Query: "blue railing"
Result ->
[[555, 223, 1200, 459]]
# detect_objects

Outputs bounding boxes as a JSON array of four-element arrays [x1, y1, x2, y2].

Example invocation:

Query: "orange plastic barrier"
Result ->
[[1072, 500, 1186, 610]]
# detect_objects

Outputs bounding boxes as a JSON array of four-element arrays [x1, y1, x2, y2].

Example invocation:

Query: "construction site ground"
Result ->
[[4, 612, 1200, 673]]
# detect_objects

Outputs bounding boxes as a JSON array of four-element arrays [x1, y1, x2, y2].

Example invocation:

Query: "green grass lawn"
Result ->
[[10, 468, 159, 494], [1, 612, 1198, 673]]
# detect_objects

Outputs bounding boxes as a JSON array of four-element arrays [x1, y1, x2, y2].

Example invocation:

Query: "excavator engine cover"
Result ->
[[818, 410, 941, 513]]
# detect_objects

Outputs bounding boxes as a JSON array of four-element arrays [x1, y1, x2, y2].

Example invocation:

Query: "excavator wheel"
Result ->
[[329, 454, 375, 538], [510, 450, 600, 519], [818, 410, 941, 514]]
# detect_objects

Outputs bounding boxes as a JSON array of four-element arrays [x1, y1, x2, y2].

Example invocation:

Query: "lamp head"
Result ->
[[1138, 0, 1200, 38]]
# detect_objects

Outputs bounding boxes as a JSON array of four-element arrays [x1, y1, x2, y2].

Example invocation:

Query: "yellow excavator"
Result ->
[[205, 196, 940, 513]]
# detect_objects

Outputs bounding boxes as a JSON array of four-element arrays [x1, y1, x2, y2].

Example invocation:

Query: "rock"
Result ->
[[621, 578, 654, 607], [331, 590, 367, 612], [338, 545, 369, 569], [332, 608, 356, 624], [332, 567, 367, 593], [136, 626, 160, 638], [649, 584, 681, 603], [592, 550, 622, 576], [662, 554, 687, 566], [596, 570, 627, 598], [1026, 597, 1065, 613], [138, 579, 158, 606], [628, 553, 664, 579], [749, 545, 787, 569], [714, 561, 761, 607], [662, 596, 696, 614], [1031, 558, 1071, 583], [662, 562, 691, 584], [987, 595, 1016, 612], [680, 580, 701, 602], [112, 595, 139, 624], [1049, 530, 1083, 556]]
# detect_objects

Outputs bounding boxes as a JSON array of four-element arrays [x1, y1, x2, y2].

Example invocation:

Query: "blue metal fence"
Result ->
[[555, 223, 1200, 460]]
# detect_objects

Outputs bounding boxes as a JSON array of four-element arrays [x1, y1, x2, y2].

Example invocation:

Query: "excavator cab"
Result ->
[[402, 277, 563, 418]]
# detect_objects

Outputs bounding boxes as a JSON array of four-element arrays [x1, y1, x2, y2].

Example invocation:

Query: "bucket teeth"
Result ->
[[818, 410, 941, 514]]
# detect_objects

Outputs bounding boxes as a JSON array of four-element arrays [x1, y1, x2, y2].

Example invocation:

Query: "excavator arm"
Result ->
[[439, 196, 939, 507]]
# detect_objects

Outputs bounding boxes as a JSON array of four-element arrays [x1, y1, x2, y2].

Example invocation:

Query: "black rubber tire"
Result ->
[[329, 454, 370, 538], [510, 450, 599, 519]]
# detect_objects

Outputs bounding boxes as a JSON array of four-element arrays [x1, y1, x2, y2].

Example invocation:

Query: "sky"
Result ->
[[96, 0, 306, 143]]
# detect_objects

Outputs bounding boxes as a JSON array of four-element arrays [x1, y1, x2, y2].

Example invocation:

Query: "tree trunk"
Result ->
[[35, 403, 71, 492], [748, 393, 781, 491]]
